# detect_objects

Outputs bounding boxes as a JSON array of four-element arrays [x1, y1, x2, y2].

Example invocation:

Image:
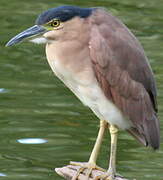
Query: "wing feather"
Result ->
[[89, 9, 160, 149]]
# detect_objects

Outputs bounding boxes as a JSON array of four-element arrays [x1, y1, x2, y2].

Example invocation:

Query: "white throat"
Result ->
[[30, 37, 49, 44]]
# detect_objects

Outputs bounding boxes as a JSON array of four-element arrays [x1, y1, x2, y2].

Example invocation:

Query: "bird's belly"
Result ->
[[73, 84, 131, 130], [49, 60, 131, 130]]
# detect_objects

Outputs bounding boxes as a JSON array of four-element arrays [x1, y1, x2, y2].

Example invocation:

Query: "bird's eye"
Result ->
[[50, 20, 60, 27]]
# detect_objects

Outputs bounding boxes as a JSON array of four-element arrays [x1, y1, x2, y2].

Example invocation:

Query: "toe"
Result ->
[[85, 167, 93, 180], [72, 166, 87, 180], [93, 173, 114, 180], [70, 161, 107, 180]]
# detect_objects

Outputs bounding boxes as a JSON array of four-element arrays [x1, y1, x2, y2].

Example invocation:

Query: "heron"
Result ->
[[6, 5, 160, 180]]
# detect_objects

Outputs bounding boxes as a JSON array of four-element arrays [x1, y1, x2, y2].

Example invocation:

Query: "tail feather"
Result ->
[[145, 114, 160, 149], [127, 114, 160, 150], [127, 128, 147, 147]]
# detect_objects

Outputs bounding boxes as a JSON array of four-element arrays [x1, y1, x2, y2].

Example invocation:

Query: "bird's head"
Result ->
[[6, 6, 94, 47]]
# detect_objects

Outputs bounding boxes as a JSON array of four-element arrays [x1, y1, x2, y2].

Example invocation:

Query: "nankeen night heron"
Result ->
[[6, 5, 160, 180]]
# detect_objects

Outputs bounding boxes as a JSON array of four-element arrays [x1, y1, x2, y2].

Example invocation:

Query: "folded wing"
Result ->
[[89, 10, 160, 149]]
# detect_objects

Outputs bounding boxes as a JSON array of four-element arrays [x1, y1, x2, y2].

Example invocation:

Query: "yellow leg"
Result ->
[[94, 125, 118, 180], [70, 120, 107, 180], [88, 119, 107, 164], [108, 125, 118, 178]]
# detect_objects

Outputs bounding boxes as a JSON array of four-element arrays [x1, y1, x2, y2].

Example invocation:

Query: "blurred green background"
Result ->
[[0, 0, 163, 180]]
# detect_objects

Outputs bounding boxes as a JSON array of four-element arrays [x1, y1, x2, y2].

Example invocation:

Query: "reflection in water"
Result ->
[[0, 88, 8, 93], [17, 138, 48, 144], [0, 173, 7, 177], [1, 0, 163, 180]]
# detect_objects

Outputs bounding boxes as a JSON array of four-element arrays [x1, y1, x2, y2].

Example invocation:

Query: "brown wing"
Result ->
[[89, 9, 160, 149]]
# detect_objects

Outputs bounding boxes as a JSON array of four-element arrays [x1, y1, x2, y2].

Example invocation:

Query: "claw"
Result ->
[[70, 161, 106, 180]]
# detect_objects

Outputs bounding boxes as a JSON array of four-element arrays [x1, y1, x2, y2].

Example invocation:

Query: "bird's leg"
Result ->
[[94, 125, 118, 180], [88, 119, 107, 165], [107, 125, 118, 178], [70, 120, 107, 180]]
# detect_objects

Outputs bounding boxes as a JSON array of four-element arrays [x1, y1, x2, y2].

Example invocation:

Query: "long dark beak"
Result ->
[[6, 25, 47, 47]]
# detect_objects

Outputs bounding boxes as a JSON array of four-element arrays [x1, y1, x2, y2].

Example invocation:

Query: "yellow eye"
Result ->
[[50, 19, 60, 27]]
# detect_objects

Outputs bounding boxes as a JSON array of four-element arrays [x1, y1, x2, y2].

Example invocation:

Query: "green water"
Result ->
[[0, 0, 163, 179]]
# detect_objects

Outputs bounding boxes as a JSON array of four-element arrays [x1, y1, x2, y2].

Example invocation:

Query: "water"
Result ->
[[0, 0, 163, 179]]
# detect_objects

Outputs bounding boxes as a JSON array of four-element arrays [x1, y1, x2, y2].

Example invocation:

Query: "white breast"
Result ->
[[48, 59, 131, 130]]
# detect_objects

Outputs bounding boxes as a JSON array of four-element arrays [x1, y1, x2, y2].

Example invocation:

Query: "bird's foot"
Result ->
[[70, 161, 105, 180], [94, 170, 115, 180]]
